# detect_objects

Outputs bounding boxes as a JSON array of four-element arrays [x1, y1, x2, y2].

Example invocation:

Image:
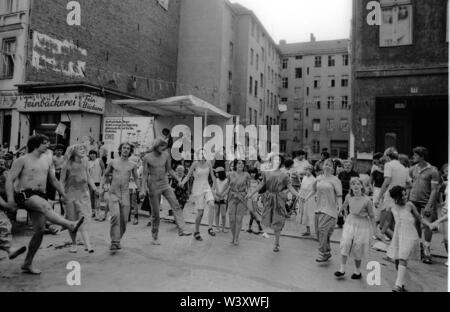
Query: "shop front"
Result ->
[[16, 92, 105, 148]]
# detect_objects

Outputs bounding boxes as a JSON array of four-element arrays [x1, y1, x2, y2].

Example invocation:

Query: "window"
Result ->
[[327, 119, 334, 131], [254, 80, 258, 97], [314, 97, 321, 110], [342, 54, 349, 66], [340, 119, 349, 132], [229, 42, 234, 60], [328, 78, 336, 88], [313, 119, 320, 132], [282, 58, 288, 69], [227, 104, 231, 113], [307, 67, 310, 75], [328, 55, 335, 67], [314, 79, 321, 89], [1, 38, 16, 79], [327, 96, 335, 110], [280, 140, 287, 154], [260, 73, 264, 88], [267, 90, 270, 105], [305, 129, 309, 139], [261, 48, 265, 63], [306, 87, 309, 96], [295, 55, 303, 60], [295, 68, 302, 79], [270, 93, 274, 106], [2, 0, 16, 14], [228, 71, 233, 91], [281, 119, 287, 131], [249, 108, 252, 124], [282, 77, 288, 89], [341, 96, 349, 109], [254, 109, 258, 125], [259, 100, 263, 116], [256, 53, 259, 70], [305, 108, 309, 117], [249, 76, 253, 94], [250, 49, 254, 65], [380, 1, 413, 47], [341, 78, 349, 87], [314, 56, 322, 67], [281, 97, 288, 103], [313, 140, 320, 154]]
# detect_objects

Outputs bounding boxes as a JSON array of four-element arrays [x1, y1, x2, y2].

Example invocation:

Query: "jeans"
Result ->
[[149, 187, 187, 238], [109, 192, 130, 244]]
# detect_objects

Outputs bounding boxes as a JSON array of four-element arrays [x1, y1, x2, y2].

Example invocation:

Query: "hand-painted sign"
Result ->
[[16, 93, 105, 114]]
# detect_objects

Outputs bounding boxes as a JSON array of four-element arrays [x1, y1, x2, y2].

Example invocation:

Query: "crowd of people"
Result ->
[[0, 134, 448, 292]]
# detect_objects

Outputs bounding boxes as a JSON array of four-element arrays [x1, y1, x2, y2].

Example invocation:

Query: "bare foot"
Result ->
[[21, 265, 42, 275]]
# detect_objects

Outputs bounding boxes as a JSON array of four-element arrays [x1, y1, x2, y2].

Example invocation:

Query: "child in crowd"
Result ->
[[334, 177, 378, 280], [247, 167, 263, 234], [171, 165, 189, 212], [387, 186, 432, 292], [213, 167, 229, 233], [297, 165, 316, 237]]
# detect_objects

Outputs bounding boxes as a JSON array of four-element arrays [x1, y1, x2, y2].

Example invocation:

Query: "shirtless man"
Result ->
[[140, 138, 192, 245], [6, 135, 84, 274], [101, 143, 140, 251]]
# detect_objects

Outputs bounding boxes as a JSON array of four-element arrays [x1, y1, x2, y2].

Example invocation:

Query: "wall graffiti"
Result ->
[[31, 31, 87, 78]]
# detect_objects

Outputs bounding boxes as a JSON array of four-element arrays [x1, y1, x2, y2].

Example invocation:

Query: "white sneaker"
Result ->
[[262, 232, 270, 239]]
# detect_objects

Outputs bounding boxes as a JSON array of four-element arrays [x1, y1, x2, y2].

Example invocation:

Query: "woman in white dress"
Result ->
[[180, 149, 217, 241]]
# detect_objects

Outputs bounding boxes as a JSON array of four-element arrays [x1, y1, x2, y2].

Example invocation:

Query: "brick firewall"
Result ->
[[25, 0, 181, 100]]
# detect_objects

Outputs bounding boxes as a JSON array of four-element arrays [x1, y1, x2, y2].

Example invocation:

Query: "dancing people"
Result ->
[[180, 149, 217, 241], [334, 177, 378, 280], [140, 138, 192, 245], [101, 143, 140, 251], [297, 165, 316, 237], [305, 159, 342, 262], [248, 155, 300, 252], [61, 144, 98, 254], [5, 135, 84, 274], [213, 167, 229, 233]]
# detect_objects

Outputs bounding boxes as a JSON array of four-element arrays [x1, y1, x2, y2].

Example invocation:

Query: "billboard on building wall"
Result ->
[[102, 117, 155, 159]]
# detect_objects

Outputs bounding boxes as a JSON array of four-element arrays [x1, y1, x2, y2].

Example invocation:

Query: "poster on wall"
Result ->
[[103, 117, 155, 159], [379, 4, 413, 47]]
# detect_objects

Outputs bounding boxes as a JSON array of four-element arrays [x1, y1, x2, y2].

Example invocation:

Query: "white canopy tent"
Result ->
[[112, 95, 234, 144]]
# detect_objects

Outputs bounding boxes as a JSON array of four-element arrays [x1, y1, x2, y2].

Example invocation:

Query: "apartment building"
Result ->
[[279, 37, 351, 160], [177, 0, 281, 130]]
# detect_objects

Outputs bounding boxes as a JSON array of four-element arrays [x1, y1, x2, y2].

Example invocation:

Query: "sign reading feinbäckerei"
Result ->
[[16, 93, 105, 114]]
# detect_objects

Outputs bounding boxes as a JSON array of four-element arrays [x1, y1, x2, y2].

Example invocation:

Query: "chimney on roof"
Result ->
[[279, 39, 287, 45], [310, 33, 316, 43]]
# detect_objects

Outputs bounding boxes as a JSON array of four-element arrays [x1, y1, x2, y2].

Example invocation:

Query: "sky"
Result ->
[[232, 0, 353, 43]]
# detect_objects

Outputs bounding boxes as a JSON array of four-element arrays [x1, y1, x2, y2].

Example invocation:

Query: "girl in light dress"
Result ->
[[387, 186, 432, 292], [334, 177, 378, 280], [247, 167, 263, 234], [180, 149, 217, 241], [213, 167, 229, 233], [297, 165, 316, 237]]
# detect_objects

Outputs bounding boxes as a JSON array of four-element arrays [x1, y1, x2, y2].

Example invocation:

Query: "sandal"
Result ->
[[194, 232, 203, 241], [208, 228, 216, 237]]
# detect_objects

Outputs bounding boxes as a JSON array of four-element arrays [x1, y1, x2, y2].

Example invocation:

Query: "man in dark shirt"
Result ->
[[337, 160, 359, 227]]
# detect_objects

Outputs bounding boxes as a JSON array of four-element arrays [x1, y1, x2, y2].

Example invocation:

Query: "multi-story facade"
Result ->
[[279, 37, 351, 160], [177, 0, 281, 130], [0, 0, 181, 148], [352, 0, 448, 169]]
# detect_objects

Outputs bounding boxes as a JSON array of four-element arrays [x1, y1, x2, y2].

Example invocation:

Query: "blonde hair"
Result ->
[[64, 144, 85, 163], [349, 177, 366, 197]]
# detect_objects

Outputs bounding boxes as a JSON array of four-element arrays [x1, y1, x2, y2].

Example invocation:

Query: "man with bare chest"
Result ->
[[140, 138, 191, 245], [101, 143, 140, 251], [6, 135, 84, 274]]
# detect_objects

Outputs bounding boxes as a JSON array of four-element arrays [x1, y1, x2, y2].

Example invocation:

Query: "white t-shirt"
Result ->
[[293, 159, 311, 175], [384, 160, 411, 191]]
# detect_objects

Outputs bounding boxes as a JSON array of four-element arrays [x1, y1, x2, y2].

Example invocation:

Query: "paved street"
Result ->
[[0, 206, 447, 292]]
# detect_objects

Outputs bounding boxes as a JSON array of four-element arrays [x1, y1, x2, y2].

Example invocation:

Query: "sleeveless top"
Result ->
[[192, 164, 212, 196]]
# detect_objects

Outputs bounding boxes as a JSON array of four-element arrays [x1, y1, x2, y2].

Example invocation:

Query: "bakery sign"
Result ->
[[16, 93, 105, 114]]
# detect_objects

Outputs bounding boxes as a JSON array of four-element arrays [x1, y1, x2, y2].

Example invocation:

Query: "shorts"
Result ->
[[14, 190, 49, 209], [192, 191, 215, 211]]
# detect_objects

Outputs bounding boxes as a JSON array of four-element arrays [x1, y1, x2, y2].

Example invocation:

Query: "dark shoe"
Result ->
[[422, 256, 433, 264], [316, 254, 332, 263], [247, 228, 253, 234], [351, 273, 362, 280], [273, 245, 280, 252], [208, 228, 216, 237], [132, 218, 139, 225], [392, 285, 407, 292], [194, 232, 203, 241], [110, 244, 120, 251], [334, 271, 345, 278], [147, 221, 152, 227], [9, 246, 27, 260]]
